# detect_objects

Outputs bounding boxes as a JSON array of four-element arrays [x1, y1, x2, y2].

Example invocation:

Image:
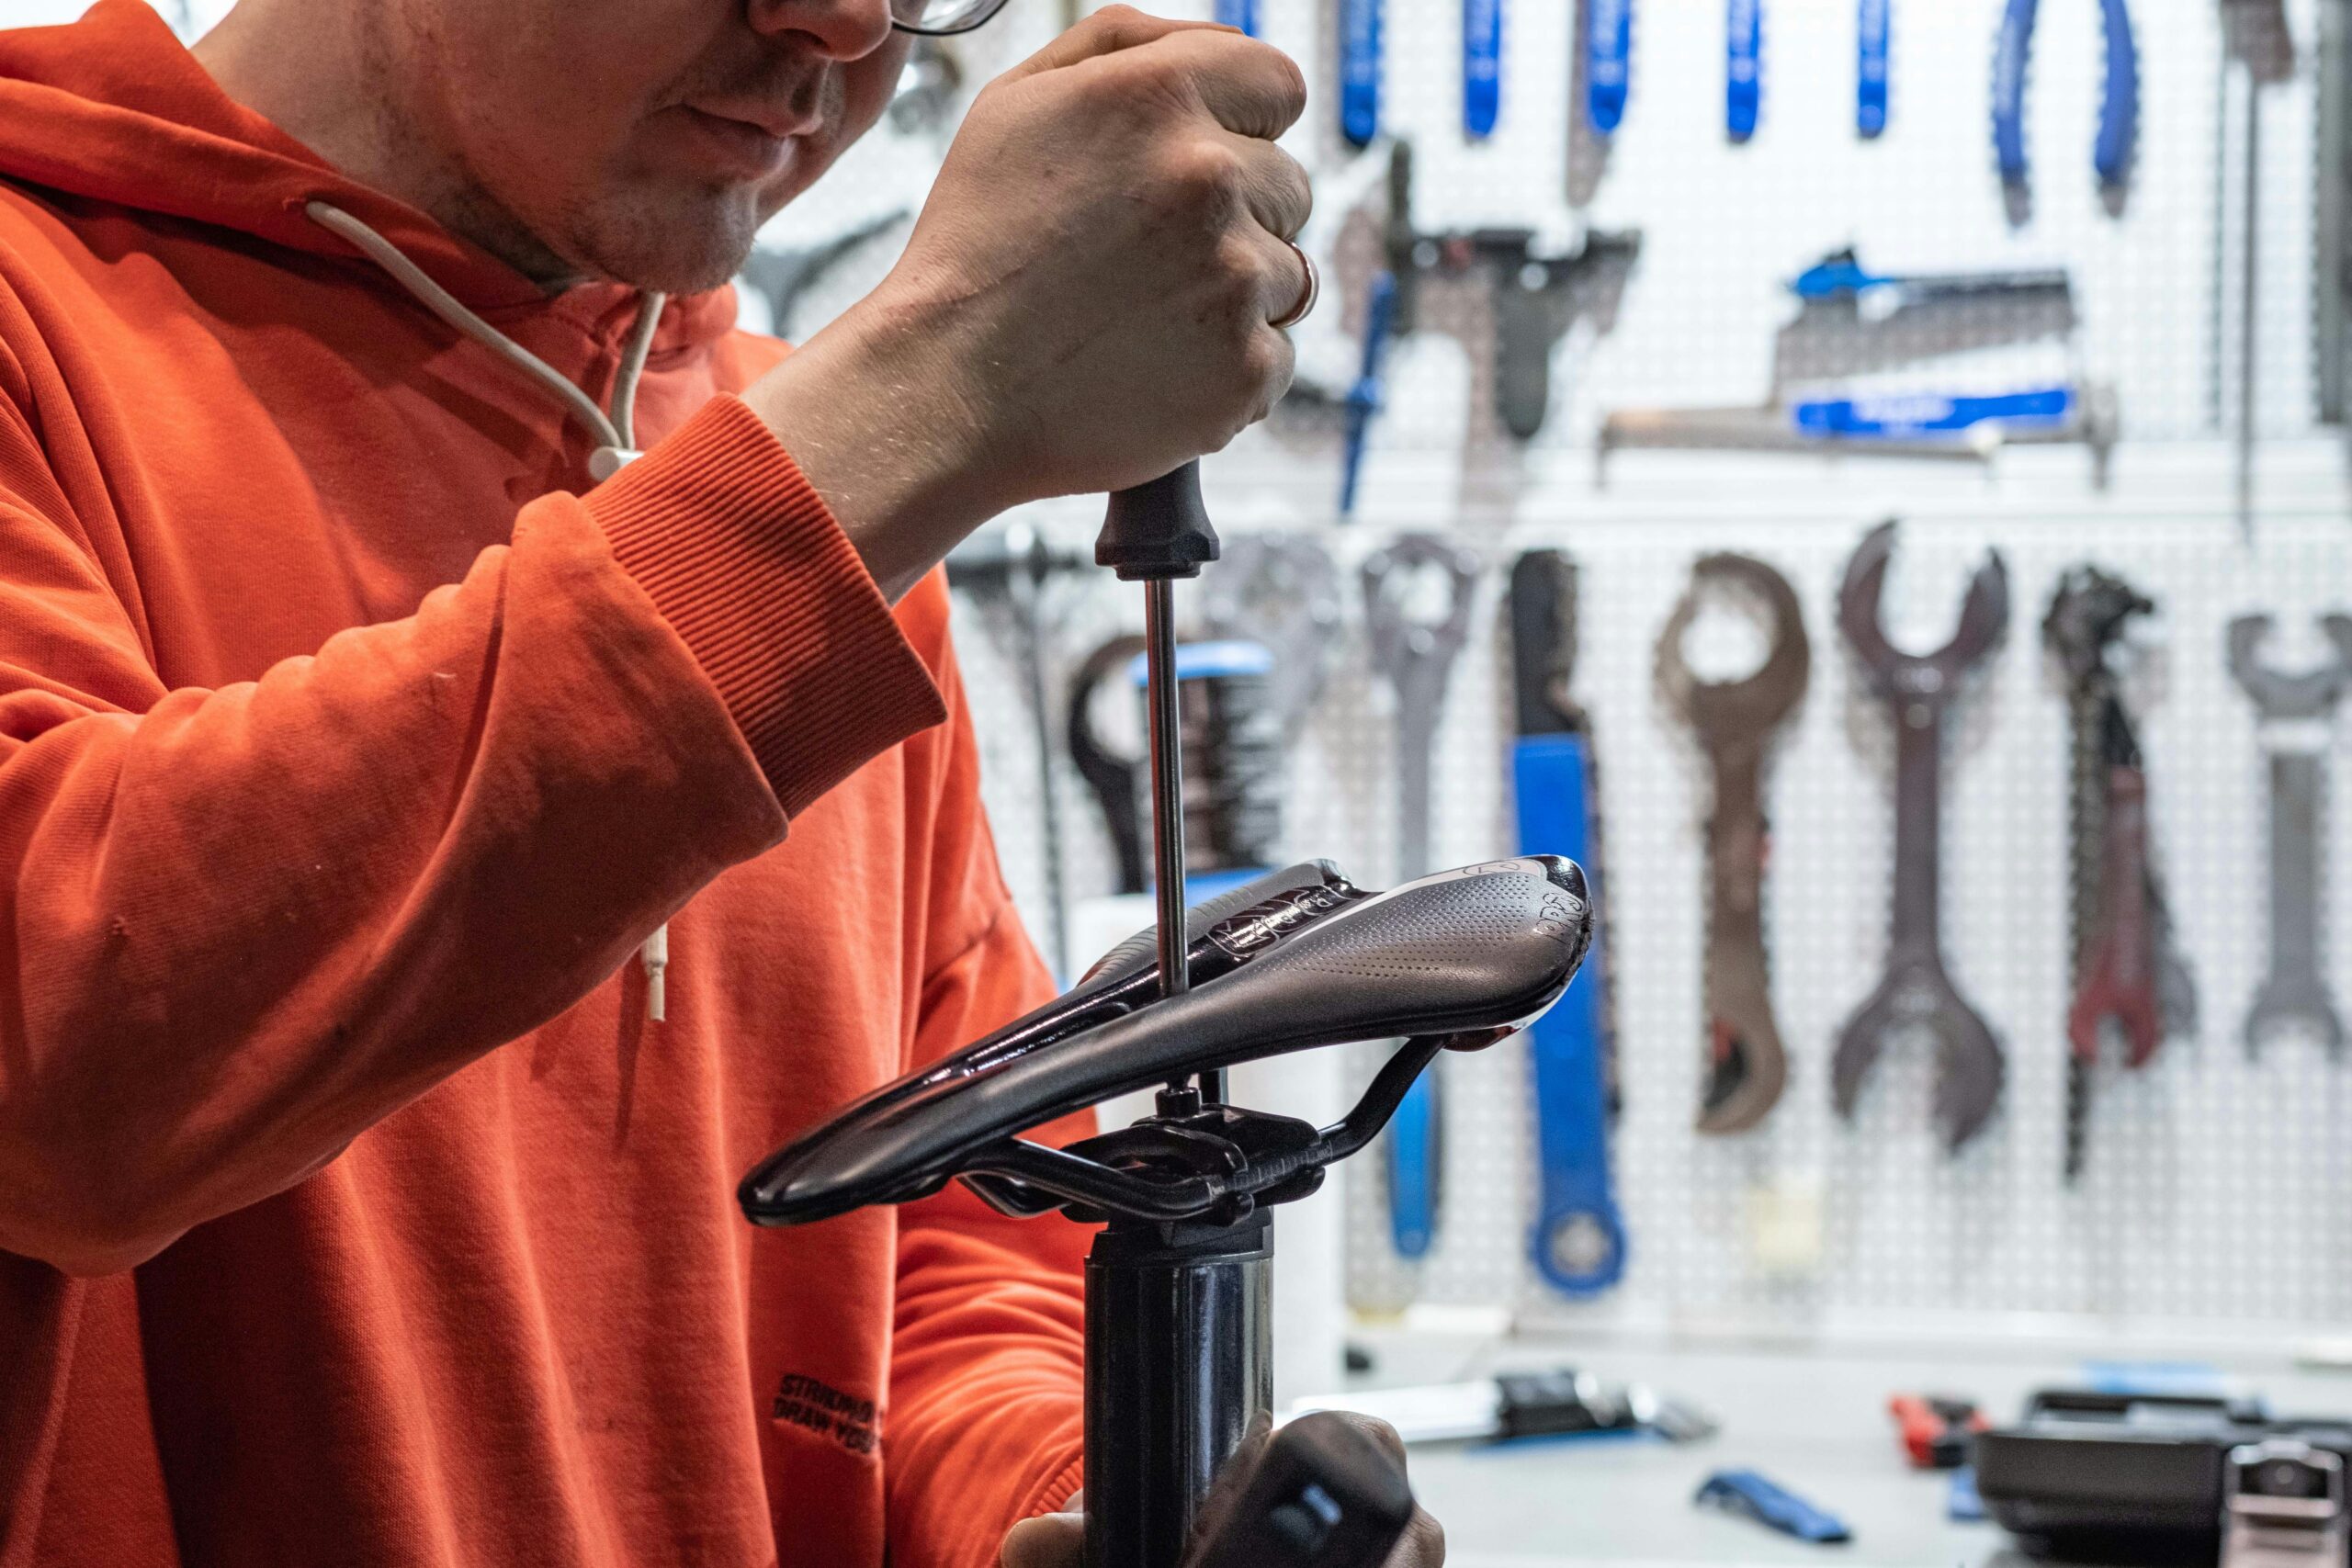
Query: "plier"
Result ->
[[1991, 0, 2139, 225]]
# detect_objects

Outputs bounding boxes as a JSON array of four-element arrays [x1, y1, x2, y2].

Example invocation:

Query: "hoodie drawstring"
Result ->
[[306, 199, 676, 1021]]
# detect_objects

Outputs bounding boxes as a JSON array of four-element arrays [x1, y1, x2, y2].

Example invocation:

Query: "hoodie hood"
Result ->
[[0, 0, 738, 344]]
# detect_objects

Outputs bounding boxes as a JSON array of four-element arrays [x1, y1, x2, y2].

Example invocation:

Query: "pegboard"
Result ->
[[956, 500, 2352, 1346]]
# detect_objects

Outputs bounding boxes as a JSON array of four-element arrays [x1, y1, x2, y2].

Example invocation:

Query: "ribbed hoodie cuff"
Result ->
[[586, 395, 946, 816], [1021, 1447, 1086, 1517]]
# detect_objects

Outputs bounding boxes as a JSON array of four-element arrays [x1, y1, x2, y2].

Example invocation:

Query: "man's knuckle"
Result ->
[[1169, 142, 1243, 213]]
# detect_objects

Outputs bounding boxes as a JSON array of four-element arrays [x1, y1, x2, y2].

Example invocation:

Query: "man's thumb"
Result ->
[[1001, 1508, 1085, 1568]]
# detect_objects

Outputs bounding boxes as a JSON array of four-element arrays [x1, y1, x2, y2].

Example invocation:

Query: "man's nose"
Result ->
[[745, 0, 897, 60]]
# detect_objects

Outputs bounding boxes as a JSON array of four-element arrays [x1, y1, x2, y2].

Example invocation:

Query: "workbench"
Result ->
[[1340, 1333, 2352, 1568]]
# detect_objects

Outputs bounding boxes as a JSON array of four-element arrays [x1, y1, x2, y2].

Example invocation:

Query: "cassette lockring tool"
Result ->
[[739, 455, 1595, 1568]]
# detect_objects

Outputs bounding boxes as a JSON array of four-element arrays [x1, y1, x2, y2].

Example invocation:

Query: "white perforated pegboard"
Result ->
[[881, 3, 2352, 1347], [958, 499, 2352, 1345]]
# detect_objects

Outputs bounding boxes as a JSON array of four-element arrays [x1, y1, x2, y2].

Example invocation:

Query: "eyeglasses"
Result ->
[[891, 0, 1013, 35]]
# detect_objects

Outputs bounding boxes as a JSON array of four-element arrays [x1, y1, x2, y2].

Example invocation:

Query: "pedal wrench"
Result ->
[[1657, 553, 1811, 1134], [1833, 522, 2010, 1150], [1200, 535, 1342, 734], [1364, 536, 1481, 1258], [2229, 615, 2352, 1055]]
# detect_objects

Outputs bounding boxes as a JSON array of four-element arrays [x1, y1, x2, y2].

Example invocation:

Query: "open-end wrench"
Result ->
[[1199, 535, 1343, 735], [1364, 535, 1482, 1258], [1657, 554, 1811, 1134], [2227, 614, 2352, 1055], [1833, 522, 2010, 1150]]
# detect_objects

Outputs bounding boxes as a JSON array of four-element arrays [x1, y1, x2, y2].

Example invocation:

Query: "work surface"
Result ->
[[1338, 1333, 2352, 1568]]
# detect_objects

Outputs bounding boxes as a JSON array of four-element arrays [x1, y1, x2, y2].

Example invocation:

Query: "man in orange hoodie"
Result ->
[[0, 1, 1438, 1565]]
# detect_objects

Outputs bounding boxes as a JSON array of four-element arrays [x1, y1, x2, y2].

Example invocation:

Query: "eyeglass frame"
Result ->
[[890, 0, 1013, 37]]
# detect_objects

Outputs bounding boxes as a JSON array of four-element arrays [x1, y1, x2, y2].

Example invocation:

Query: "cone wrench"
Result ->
[[1832, 522, 2009, 1150]]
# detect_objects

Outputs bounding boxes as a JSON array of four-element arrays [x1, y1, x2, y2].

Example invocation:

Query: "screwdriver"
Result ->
[[1098, 462, 1221, 1100]]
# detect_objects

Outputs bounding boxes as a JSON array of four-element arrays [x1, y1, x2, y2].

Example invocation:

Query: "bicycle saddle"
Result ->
[[740, 855, 1593, 1228]]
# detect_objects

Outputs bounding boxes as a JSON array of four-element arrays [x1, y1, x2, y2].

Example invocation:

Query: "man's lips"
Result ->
[[668, 103, 814, 177]]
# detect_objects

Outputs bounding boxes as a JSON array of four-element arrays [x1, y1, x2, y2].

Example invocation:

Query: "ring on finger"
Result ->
[[1270, 239, 1318, 330]]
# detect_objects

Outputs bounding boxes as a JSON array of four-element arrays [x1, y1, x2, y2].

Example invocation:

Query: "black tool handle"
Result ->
[[1181, 1412, 1418, 1568], [1098, 463, 1220, 582]]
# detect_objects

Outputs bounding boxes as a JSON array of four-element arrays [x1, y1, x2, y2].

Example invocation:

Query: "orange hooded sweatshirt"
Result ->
[[0, 3, 1094, 1565]]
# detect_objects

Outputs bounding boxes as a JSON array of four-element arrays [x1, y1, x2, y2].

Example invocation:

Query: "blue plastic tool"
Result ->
[[1992, 0, 2138, 220], [1587, 0, 1631, 134], [1694, 1471, 1852, 1544], [1341, 0, 1383, 148], [1725, 0, 1761, 142], [1464, 0, 1502, 139], [1857, 0, 1888, 137], [1214, 0, 1259, 34], [1339, 272, 1398, 521], [1516, 738, 1625, 1293], [1792, 385, 2074, 438], [1508, 552, 1624, 1297]]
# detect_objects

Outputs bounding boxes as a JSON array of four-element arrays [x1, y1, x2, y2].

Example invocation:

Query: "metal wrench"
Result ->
[[1363, 535, 1482, 1258], [1833, 522, 2010, 1150], [2227, 614, 2352, 1055], [1656, 554, 1811, 1134], [1200, 535, 1343, 735]]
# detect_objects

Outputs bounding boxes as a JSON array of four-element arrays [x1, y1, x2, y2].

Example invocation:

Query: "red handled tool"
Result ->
[[1889, 1395, 1987, 1470]]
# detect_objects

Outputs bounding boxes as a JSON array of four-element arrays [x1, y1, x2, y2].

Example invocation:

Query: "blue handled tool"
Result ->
[[1857, 0, 1888, 137], [1341, 0, 1383, 148], [1792, 385, 2075, 438], [1726, 0, 1761, 141], [1509, 551, 1625, 1296], [1992, 0, 2138, 225], [1464, 0, 1503, 138], [1339, 272, 1398, 520], [1214, 0, 1259, 34], [1789, 248, 2070, 304], [1695, 1471, 1852, 1544], [1587, 0, 1632, 134]]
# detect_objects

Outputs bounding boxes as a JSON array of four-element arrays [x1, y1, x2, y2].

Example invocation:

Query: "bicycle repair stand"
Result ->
[[740, 466, 1594, 1568]]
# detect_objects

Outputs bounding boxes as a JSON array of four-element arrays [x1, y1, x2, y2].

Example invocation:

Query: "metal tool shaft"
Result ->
[[1144, 577, 1190, 1010]]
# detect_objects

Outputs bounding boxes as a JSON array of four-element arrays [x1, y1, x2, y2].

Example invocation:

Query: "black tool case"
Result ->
[[1974, 1390, 2352, 1562]]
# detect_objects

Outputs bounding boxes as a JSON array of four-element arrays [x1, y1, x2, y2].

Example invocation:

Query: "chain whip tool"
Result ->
[[1657, 554, 1810, 1134], [2043, 568, 2193, 1180]]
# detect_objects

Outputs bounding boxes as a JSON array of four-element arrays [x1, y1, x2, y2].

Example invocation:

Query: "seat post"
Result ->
[[1082, 1209, 1273, 1568]]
